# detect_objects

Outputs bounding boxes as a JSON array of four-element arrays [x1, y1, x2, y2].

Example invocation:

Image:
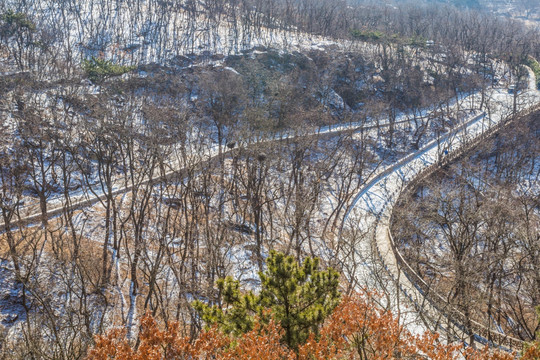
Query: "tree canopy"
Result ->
[[193, 250, 341, 349]]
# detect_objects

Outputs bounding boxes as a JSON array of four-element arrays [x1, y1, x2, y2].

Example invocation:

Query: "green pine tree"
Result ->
[[82, 57, 136, 84], [192, 250, 340, 350]]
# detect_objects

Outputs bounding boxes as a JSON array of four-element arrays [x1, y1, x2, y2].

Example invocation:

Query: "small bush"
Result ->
[[82, 57, 136, 83], [524, 56, 540, 89], [0, 10, 36, 33], [350, 29, 384, 42]]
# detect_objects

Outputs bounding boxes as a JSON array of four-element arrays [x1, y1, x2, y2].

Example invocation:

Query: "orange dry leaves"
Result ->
[[297, 294, 464, 360], [86, 293, 528, 360]]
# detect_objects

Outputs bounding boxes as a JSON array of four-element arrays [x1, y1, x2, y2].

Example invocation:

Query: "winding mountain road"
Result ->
[[2, 115, 433, 229], [340, 69, 540, 348], [4, 64, 539, 350]]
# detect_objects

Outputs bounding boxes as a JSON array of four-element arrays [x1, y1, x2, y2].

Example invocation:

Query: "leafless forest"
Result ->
[[0, 0, 539, 358], [393, 113, 540, 342]]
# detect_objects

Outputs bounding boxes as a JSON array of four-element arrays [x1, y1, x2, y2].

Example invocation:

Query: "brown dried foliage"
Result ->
[[86, 291, 539, 359]]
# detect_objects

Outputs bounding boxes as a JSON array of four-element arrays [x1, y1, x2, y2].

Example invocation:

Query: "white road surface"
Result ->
[[340, 69, 540, 347]]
